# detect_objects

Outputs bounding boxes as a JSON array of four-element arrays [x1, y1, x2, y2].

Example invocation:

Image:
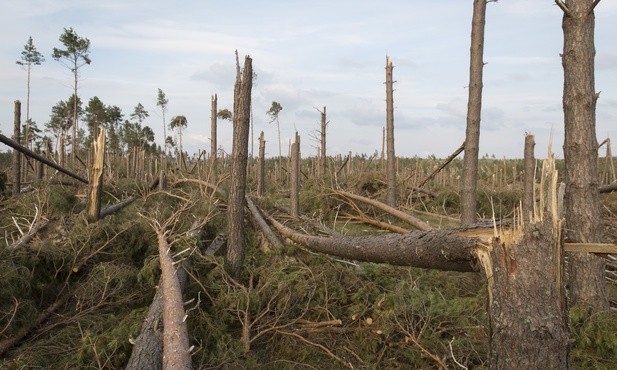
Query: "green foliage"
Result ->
[[570, 307, 617, 369], [48, 184, 79, 214]]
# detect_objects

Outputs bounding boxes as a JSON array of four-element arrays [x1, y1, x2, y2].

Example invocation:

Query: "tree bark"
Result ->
[[522, 134, 535, 222], [210, 94, 218, 181], [320, 106, 327, 178], [461, 0, 487, 226], [257, 131, 265, 197], [246, 196, 284, 250], [290, 132, 300, 217], [267, 213, 479, 272], [12, 100, 22, 196], [126, 267, 188, 370], [560, 0, 608, 310], [385, 56, 397, 207], [87, 128, 105, 220], [226, 54, 253, 278], [0, 133, 88, 183], [157, 232, 192, 370]]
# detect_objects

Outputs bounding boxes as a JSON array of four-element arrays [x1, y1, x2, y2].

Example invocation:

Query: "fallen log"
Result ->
[[126, 267, 188, 370], [333, 189, 432, 231], [246, 196, 285, 250], [0, 133, 89, 184], [8, 218, 51, 251], [99, 196, 136, 219], [266, 214, 481, 272]]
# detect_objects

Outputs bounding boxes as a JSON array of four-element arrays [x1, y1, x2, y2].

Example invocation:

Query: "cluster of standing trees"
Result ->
[[15, 28, 191, 167]]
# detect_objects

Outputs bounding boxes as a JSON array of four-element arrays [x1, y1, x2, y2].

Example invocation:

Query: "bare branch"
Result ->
[[554, 0, 571, 16]]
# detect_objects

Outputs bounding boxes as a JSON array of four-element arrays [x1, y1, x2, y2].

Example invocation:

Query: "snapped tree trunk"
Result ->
[[522, 134, 535, 222], [559, 0, 608, 310], [478, 153, 569, 369], [12, 100, 22, 196], [226, 54, 253, 278], [320, 106, 327, 177], [461, 0, 487, 226], [126, 268, 188, 370], [290, 132, 300, 217], [385, 56, 397, 207], [87, 128, 106, 220], [210, 94, 218, 181], [257, 131, 265, 197]]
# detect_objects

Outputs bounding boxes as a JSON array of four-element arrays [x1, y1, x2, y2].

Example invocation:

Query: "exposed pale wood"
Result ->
[[87, 128, 106, 220], [565, 243, 617, 254]]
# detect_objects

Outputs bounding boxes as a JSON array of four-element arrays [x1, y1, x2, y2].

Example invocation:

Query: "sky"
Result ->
[[1, 0, 616, 159]]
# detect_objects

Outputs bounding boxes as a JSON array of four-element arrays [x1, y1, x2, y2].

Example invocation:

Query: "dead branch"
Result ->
[[277, 330, 353, 369], [333, 189, 432, 231], [417, 142, 464, 188], [99, 196, 136, 219], [8, 218, 50, 251]]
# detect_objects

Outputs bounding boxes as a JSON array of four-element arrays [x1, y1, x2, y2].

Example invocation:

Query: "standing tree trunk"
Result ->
[[558, 0, 608, 311], [478, 155, 569, 369], [12, 100, 22, 196], [320, 106, 327, 178], [257, 131, 266, 197], [460, 0, 487, 226], [226, 54, 253, 278], [87, 128, 106, 220], [290, 132, 300, 217], [522, 134, 535, 222], [210, 94, 218, 180], [385, 56, 397, 207]]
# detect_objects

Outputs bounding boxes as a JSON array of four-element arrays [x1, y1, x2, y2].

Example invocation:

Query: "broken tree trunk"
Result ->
[[87, 128, 106, 220], [246, 196, 284, 250], [334, 189, 432, 231], [267, 213, 480, 272], [385, 56, 397, 207], [257, 131, 266, 197], [0, 133, 89, 183], [125, 267, 188, 370], [12, 100, 22, 195], [156, 231, 192, 370], [416, 142, 464, 188], [290, 132, 300, 217], [226, 53, 253, 278], [477, 153, 569, 368], [210, 94, 218, 181], [522, 134, 535, 222]]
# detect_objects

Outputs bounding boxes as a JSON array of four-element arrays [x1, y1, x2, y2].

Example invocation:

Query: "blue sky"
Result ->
[[1, 0, 616, 159]]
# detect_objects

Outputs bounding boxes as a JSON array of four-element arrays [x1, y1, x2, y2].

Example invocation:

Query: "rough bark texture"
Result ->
[[522, 134, 535, 222], [0, 133, 88, 183], [483, 220, 569, 369], [257, 131, 265, 197], [268, 214, 479, 272], [226, 55, 253, 278], [87, 128, 105, 220], [210, 94, 218, 181], [12, 100, 22, 195], [560, 0, 608, 310], [157, 233, 192, 370], [320, 106, 327, 177], [290, 133, 300, 217], [461, 0, 486, 226], [246, 196, 284, 250], [385, 56, 397, 207], [125, 268, 188, 370]]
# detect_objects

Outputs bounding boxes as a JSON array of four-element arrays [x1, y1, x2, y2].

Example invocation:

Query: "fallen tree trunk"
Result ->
[[126, 267, 188, 370], [333, 189, 432, 231], [266, 214, 480, 272], [8, 218, 51, 251], [416, 142, 465, 188], [99, 196, 136, 219], [246, 196, 285, 250], [156, 232, 192, 370]]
